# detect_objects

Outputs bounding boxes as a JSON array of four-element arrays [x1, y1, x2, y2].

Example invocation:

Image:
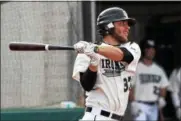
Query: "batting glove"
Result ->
[[89, 54, 100, 66], [84, 43, 98, 56], [73, 41, 89, 53], [158, 97, 166, 108], [74, 41, 99, 66], [83, 43, 100, 66]]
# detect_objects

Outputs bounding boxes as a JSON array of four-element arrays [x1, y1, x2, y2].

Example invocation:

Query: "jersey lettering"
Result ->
[[124, 76, 131, 92], [101, 59, 125, 77], [153, 86, 160, 95], [139, 74, 161, 84]]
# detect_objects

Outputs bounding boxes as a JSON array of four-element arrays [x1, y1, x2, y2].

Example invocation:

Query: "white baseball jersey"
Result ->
[[72, 42, 141, 115], [133, 62, 169, 102]]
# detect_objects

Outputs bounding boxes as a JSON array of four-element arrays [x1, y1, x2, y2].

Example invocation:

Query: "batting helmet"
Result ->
[[97, 7, 136, 36], [142, 39, 156, 50], [140, 39, 156, 57]]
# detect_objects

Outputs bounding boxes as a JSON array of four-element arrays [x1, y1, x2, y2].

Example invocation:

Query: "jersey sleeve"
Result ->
[[72, 54, 90, 82], [160, 68, 169, 88], [124, 42, 141, 73]]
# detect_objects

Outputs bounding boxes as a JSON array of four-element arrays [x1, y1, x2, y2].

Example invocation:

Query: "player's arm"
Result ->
[[129, 87, 135, 101], [159, 68, 169, 98], [95, 45, 134, 63], [79, 63, 97, 92], [79, 58, 98, 92], [129, 76, 137, 102], [158, 68, 169, 108], [159, 87, 167, 97], [73, 41, 99, 91]]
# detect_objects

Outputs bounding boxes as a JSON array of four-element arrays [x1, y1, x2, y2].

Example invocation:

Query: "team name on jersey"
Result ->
[[139, 74, 161, 84], [101, 59, 125, 77]]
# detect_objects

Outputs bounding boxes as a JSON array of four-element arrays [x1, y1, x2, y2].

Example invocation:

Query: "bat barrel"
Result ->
[[9, 42, 46, 51], [9, 42, 74, 51]]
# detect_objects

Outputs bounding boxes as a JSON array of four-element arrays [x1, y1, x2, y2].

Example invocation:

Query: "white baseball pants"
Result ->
[[133, 102, 158, 121]]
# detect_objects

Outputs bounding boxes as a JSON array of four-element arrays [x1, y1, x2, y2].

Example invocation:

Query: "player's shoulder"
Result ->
[[124, 41, 140, 47], [153, 62, 166, 72], [124, 41, 141, 53]]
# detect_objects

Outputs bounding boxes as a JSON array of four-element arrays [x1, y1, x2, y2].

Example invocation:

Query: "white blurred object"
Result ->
[[131, 101, 141, 116], [176, 107, 181, 120], [158, 97, 166, 108], [60, 101, 77, 108]]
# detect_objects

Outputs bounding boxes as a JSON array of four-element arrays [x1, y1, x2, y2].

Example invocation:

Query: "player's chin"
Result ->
[[122, 36, 128, 42]]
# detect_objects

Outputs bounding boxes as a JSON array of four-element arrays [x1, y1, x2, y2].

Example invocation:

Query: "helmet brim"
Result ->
[[114, 17, 136, 26], [126, 18, 136, 26]]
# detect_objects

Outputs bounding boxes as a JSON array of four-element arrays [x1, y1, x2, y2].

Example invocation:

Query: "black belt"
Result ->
[[137, 101, 156, 105], [86, 107, 123, 121]]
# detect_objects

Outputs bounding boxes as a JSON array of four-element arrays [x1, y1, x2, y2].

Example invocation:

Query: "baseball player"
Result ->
[[72, 7, 141, 121], [169, 67, 181, 120], [129, 39, 169, 121]]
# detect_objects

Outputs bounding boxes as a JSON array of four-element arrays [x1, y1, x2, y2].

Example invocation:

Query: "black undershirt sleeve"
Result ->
[[119, 47, 134, 64], [79, 68, 97, 92]]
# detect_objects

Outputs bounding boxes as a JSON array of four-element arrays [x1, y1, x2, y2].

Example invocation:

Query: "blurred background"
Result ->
[[1, 1, 181, 121]]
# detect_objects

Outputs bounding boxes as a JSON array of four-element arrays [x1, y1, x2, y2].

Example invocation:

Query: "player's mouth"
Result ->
[[124, 31, 129, 37]]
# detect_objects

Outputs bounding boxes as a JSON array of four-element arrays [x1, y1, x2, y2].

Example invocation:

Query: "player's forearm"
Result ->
[[80, 68, 97, 91], [88, 65, 98, 72], [129, 88, 135, 101], [97, 45, 123, 61], [159, 88, 167, 97]]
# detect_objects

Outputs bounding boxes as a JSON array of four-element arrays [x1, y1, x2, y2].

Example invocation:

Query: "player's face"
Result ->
[[113, 21, 130, 43], [144, 47, 156, 60]]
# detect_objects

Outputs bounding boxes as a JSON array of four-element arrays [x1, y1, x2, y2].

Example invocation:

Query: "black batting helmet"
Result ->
[[141, 39, 156, 50], [140, 39, 156, 57], [97, 7, 136, 36]]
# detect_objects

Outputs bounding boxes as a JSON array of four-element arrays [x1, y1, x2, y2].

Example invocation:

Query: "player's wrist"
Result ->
[[94, 45, 99, 53], [88, 53, 100, 67], [89, 56, 99, 67], [88, 65, 98, 72]]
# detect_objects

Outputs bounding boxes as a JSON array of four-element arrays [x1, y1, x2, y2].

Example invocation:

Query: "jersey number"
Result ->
[[153, 86, 160, 95], [124, 76, 131, 92]]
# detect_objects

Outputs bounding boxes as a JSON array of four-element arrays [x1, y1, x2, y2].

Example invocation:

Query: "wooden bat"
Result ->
[[9, 42, 74, 51]]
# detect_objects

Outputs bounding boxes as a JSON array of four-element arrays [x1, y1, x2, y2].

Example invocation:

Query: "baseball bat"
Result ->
[[9, 42, 74, 51]]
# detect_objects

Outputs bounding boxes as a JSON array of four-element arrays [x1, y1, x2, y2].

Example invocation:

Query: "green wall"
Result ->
[[1, 108, 84, 121]]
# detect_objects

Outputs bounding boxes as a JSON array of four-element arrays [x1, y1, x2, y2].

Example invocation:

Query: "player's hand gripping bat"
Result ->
[[9, 42, 74, 51]]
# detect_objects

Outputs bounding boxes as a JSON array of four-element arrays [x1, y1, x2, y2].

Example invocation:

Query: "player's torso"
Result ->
[[135, 62, 163, 101], [86, 43, 135, 115]]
